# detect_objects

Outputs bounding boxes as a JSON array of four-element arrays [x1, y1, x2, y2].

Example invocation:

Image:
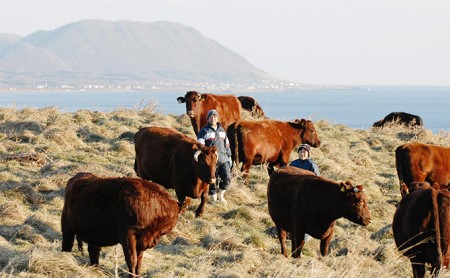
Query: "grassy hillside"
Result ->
[[0, 105, 449, 277]]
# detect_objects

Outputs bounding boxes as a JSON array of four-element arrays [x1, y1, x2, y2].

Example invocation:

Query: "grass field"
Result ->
[[0, 105, 449, 277]]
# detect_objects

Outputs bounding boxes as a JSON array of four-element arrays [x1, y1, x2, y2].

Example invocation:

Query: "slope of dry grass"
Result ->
[[0, 105, 449, 277]]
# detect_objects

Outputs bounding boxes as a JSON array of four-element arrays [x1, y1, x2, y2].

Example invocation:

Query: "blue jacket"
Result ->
[[197, 123, 231, 164], [290, 158, 320, 176]]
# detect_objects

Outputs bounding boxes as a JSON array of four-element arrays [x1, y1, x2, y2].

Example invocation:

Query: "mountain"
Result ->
[[0, 20, 280, 90]]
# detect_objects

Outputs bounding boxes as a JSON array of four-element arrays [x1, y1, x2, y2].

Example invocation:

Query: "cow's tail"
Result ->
[[431, 189, 443, 273], [395, 146, 407, 196], [228, 122, 240, 169]]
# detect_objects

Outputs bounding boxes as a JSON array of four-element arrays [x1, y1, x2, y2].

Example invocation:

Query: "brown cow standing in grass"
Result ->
[[267, 166, 371, 258], [228, 118, 321, 187], [238, 95, 266, 118], [177, 91, 241, 135], [396, 142, 450, 197], [61, 173, 180, 277], [393, 185, 450, 278], [134, 126, 218, 217]]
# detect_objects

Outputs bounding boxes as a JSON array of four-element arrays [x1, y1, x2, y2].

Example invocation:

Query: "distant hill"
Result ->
[[0, 20, 281, 90]]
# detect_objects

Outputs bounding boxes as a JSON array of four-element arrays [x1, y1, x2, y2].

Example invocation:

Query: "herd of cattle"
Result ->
[[60, 91, 446, 277]]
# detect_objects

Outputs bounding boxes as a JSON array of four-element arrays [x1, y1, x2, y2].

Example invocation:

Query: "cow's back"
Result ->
[[199, 94, 241, 131], [396, 143, 450, 196], [134, 126, 197, 187], [374, 112, 423, 127], [235, 120, 295, 164]]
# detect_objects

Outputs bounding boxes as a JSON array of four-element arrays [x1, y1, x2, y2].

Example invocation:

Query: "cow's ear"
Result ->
[[356, 185, 364, 192], [177, 97, 186, 103], [200, 94, 207, 101], [297, 119, 306, 127], [401, 183, 409, 195], [339, 182, 348, 192]]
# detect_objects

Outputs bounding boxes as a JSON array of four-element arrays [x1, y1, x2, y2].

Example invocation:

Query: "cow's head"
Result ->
[[292, 119, 321, 148], [339, 181, 371, 226], [193, 145, 218, 184], [177, 91, 206, 118]]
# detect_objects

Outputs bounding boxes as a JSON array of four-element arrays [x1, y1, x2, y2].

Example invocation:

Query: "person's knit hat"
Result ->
[[206, 109, 219, 119], [298, 144, 311, 154]]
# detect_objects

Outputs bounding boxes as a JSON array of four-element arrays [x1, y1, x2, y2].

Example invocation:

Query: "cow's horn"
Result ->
[[194, 150, 202, 162]]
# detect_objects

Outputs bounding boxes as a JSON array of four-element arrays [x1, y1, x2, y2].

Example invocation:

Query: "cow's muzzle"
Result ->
[[210, 178, 216, 184], [187, 111, 195, 118]]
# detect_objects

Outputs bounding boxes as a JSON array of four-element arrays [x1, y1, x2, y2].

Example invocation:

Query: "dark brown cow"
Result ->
[[393, 186, 450, 277], [61, 173, 179, 277], [373, 112, 423, 128], [134, 126, 218, 217], [228, 118, 321, 186], [177, 91, 242, 135], [238, 95, 266, 118], [396, 142, 450, 197], [268, 166, 371, 258]]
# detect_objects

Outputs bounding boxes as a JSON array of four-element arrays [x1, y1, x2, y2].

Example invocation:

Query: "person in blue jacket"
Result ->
[[197, 109, 232, 204], [290, 143, 320, 176]]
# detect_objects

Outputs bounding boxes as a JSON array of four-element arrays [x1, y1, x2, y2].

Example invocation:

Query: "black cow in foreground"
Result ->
[[61, 173, 180, 277], [267, 166, 371, 258], [373, 112, 423, 128], [393, 184, 450, 278]]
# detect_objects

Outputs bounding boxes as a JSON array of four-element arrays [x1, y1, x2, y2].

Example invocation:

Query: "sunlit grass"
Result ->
[[0, 106, 448, 277]]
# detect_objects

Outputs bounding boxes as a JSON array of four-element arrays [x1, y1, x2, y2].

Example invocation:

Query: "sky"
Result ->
[[1, 0, 449, 86]]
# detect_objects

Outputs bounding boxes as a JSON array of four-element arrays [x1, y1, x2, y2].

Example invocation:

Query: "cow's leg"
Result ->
[[135, 250, 144, 277], [319, 231, 334, 256], [195, 184, 210, 218], [292, 229, 305, 258], [291, 233, 297, 257], [175, 190, 191, 214], [241, 160, 253, 188], [61, 218, 75, 252], [410, 259, 426, 278], [122, 232, 138, 277], [276, 225, 288, 258], [87, 244, 101, 265]]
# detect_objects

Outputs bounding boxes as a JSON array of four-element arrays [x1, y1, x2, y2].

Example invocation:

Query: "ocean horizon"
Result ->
[[1, 86, 449, 133]]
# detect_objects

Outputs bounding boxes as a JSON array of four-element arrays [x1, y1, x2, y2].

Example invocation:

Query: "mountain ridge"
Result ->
[[0, 20, 285, 90]]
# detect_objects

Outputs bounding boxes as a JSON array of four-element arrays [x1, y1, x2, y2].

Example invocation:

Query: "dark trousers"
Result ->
[[209, 161, 231, 195]]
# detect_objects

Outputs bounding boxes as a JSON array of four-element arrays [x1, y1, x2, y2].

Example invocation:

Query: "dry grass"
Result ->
[[0, 106, 449, 277]]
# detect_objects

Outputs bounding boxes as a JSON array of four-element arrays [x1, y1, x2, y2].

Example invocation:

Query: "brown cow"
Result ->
[[61, 172, 180, 277], [396, 142, 450, 197], [393, 186, 450, 277], [373, 112, 423, 128], [177, 91, 242, 135], [267, 166, 371, 258], [134, 126, 218, 217], [238, 95, 266, 118], [228, 118, 321, 186]]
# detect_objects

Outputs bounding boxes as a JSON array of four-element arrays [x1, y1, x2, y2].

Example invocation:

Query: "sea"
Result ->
[[1, 86, 449, 133]]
